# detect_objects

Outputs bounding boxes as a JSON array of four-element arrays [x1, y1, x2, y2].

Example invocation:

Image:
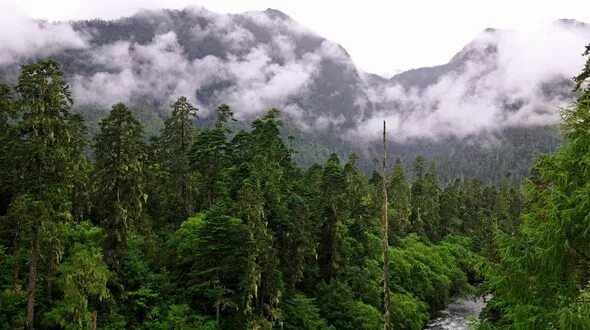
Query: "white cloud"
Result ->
[[0, 4, 87, 65], [352, 23, 589, 141]]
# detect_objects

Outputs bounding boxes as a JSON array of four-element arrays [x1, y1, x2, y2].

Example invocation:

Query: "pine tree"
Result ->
[[423, 161, 442, 241], [93, 102, 146, 268], [236, 109, 291, 327], [319, 153, 346, 283], [0, 83, 14, 132], [387, 158, 412, 239], [188, 104, 235, 209], [410, 156, 427, 235], [11, 60, 78, 329], [482, 45, 590, 328], [0, 82, 15, 244], [159, 96, 198, 222]]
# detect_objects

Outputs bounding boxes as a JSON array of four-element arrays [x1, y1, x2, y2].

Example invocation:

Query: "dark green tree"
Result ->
[[158, 96, 198, 223], [188, 104, 235, 209], [11, 60, 82, 329], [410, 157, 441, 241], [93, 102, 146, 268], [319, 153, 347, 283], [480, 47, 590, 328], [387, 158, 412, 239]]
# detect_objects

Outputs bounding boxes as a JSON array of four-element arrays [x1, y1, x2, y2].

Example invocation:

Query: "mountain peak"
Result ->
[[553, 18, 589, 29], [263, 8, 292, 21]]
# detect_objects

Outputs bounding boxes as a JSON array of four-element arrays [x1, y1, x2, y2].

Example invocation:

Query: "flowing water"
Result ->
[[424, 294, 491, 330]]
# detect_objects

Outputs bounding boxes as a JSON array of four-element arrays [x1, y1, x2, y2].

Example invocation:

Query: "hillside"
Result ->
[[0, 7, 588, 180]]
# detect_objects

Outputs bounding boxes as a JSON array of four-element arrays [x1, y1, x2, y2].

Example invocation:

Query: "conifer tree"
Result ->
[[318, 153, 347, 283], [93, 102, 146, 268], [12, 60, 78, 329], [189, 104, 235, 209], [387, 158, 412, 238], [482, 44, 590, 328], [159, 96, 198, 222]]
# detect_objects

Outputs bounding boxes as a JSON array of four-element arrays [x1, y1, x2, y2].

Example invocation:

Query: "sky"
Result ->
[[8, 0, 590, 76]]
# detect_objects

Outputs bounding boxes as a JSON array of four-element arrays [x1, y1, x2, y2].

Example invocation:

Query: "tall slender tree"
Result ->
[[189, 104, 235, 209], [93, 102, 146, 268], [159, 96, 198, 222], [12, 60, 78, 329], [387, 158, 412, 238], [319, 153, 346, 283], [381, 121, 392, 330]]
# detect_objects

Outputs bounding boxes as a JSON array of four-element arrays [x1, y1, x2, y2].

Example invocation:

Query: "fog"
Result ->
[[1, 5, 588, 142]]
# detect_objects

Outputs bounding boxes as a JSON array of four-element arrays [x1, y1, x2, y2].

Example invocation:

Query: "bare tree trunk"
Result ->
[[381, 121, 392, 330], [12, 226, 20, 291], [47, 261, 54, 302], [26, 223, 38, 330], [90, 310, 98, 330], [216, 301, 220, 329]]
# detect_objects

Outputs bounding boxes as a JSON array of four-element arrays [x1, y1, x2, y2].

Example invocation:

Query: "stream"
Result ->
[[424, 294, 491, 330]]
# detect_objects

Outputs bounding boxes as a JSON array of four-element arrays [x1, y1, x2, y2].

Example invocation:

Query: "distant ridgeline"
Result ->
[[0, 7, 585, 182]]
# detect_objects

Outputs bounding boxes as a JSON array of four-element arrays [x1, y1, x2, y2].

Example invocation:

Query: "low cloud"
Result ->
[[351, 22, 589, 141], [0, 4, 87, 65], [1, 5, 588, 144]]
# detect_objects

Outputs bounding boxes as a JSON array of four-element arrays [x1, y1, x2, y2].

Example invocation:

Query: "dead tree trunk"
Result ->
[[26, 222, 38, 330], [382, 121, 392, 330]]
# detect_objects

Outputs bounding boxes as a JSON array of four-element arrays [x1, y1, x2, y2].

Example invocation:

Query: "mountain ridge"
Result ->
[[0, 6, 588, 180]]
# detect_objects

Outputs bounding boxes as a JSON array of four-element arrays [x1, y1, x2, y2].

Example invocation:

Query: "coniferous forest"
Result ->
[[0, 44, 589, 329]]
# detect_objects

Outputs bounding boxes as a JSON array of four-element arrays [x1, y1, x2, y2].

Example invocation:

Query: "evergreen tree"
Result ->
[[387, 158, 412, 239], [188, 104, 235, 209], [410, 157, 441, 241], [0, 83, 14, 132], [481, 45, 590, 328], [10, 60, 80, 329], [0, 83, 16, 253], [319, 153, 346, 283], [439, 179, 463, 237], [93, 102, 146, 268], [158, 96, 198, 223], [423, 161, 442, 241], [168, 210, 247, 328]]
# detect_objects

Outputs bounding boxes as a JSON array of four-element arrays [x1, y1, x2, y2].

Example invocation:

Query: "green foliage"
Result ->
[[188, 104, 235, 209], [0, 59, 533, 330], [479, 46, 590, 329], [157, 96, 199, 223], [390, 293, 429, 330], [0, 289, 26, 329], [388, 158, 412, 238], [45, 244, 110, 328], [144, 304, 216, 330], [389, 234, 473, 317], [93, 102, 146, 267], [317, 280, 383, 330], [43, 221, 110, 329], [282, 293, 333, 330], [168, 212, 247, 320]]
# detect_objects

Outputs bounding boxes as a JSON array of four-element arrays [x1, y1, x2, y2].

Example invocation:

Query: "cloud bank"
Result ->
[[0, 5, 588, 143], [353, 22, 589, 141]]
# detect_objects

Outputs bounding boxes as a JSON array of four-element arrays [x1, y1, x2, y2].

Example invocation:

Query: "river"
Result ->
[[424, 294, 491, 330]]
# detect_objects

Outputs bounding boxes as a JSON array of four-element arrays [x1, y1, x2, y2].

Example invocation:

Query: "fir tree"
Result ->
[[93, 102, 146, 268]]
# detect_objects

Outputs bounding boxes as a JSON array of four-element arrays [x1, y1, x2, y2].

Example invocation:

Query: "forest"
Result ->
[[0, 44, 589, 329]]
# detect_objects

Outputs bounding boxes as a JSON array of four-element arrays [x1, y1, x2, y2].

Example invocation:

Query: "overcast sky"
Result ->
[[8, 0, 590, 76]]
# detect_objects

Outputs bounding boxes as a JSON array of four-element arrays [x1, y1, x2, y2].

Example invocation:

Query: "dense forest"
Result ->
[[0, 44, 589, 329]]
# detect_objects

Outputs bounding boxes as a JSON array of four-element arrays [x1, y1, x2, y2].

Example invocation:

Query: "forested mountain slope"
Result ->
[[0, 7, 588, 181]]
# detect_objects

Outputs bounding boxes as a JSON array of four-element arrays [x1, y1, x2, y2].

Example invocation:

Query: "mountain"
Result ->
[[0, 7, 588, 181]]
